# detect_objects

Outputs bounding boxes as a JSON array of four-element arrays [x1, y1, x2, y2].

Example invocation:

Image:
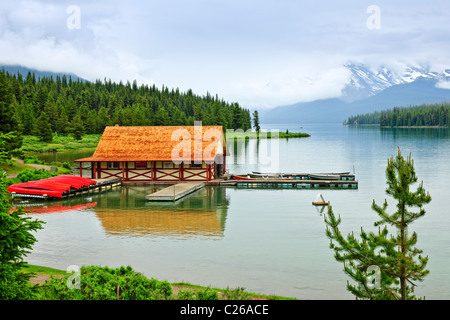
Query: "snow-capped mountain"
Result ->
[[260, 62, 450, 124], [341, 62, 450, 102]]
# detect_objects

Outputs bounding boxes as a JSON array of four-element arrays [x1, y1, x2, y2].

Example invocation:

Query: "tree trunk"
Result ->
[[400, 200, 407, 300]]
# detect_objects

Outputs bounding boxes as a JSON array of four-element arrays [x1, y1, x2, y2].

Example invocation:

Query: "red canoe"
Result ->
[[7, 175, 97, 198]]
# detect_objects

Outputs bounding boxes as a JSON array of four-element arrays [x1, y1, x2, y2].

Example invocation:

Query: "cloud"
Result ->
[[436, 81, 450, 90], [1, 1, 450, 108]]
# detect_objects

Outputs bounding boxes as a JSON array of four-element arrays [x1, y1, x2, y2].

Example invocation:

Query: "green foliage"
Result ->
[[62, 162, 72, 172], [20, 134, 100, 153], [252, 110, 260, 134], [0, 177, 45, 299], [71, 114, 85, 140], [345, 102, 450, 127], [0, 69, 252, 136], [324, 148, 431, 300], [0, 131, 21, 164], [6, 168, 57, 186], [222, 286, 251, 300], [34, 265, 174, 300], [34, 111, 53, 142], [22, 155, 45, 165], [195, 286, 219, 300]]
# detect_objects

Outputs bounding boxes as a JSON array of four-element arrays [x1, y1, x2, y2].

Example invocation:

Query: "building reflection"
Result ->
[[17, 185, 230, 240], [94, 186, 229, 239]]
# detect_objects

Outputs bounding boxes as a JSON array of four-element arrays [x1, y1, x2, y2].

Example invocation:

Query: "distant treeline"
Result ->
[[0, 68, 252, 141], [344, 102, 450, 127]]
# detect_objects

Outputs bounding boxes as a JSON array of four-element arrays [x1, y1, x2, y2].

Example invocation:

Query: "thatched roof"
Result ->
[[75, 125, 225, 162]]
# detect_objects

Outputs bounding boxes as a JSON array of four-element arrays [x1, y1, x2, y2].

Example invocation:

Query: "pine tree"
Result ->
[[97, 106, 112, 132], [154, 105, 170, 126], [252, 110, 260, 134], [0, 71, 14, 133], [0, 177, 44, 299], [71, 114, 85, 140], [35, 111, 53, 142], [56, 109, 70, 134], [324, 148, 431, 300]]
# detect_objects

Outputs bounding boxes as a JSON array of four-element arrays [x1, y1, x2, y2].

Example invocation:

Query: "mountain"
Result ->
[[0, 64, 87, 82], [260, 62, 450, 124]]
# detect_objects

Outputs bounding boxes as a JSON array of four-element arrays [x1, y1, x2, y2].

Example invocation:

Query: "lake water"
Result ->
[[24, 123, 450, 300]]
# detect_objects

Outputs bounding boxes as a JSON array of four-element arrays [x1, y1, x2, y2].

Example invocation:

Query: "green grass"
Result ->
[[0, 159, 30, 176], [20, 134, 101, 153], [22, 264, 68, 277], [225, 131, 310, 139], [171, 281, 297, 300], [22, 264, 296, 300]]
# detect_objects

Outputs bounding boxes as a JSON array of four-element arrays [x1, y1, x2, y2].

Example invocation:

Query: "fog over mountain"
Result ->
[[260, 62, 450, 124]]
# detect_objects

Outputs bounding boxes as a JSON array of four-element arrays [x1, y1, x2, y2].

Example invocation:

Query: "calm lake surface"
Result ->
[[25, 123, 450, 299]]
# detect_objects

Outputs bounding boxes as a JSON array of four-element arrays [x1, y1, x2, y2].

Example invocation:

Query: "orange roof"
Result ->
[[75, 126, 225, 162]]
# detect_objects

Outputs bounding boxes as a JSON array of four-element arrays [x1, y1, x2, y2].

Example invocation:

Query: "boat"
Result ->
[[233, 175, 293, 181], [308, 173, 343, 180], [7, 175, 97, 199], [250, 171, 290, 179], [308, 174, 340, 180], [248, 173, 281, 179], [312, 193, 329, 206]]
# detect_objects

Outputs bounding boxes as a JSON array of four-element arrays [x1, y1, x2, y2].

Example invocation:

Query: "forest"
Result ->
[[344, 102, 450, 127], [0, 68, 253, 147]]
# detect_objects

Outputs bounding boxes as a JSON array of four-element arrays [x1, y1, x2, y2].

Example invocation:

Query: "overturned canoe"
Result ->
[[7, 175, 97, 199]]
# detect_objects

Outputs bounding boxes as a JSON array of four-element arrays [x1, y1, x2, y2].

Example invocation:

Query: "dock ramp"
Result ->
[[145, 182, 205, 201]]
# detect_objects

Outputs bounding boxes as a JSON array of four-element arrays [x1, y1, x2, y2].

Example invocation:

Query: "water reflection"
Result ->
[[95, 186, 229, 239], [13, 201, 97, 214], [346, 125, 450, 140], [15, 185, 230, 240]]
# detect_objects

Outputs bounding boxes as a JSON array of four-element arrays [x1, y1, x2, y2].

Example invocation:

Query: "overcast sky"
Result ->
[[1, 0, 450, 109]]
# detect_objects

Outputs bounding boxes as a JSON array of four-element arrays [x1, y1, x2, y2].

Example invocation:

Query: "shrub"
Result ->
[[62, 162, 72, 172], [34, 265, 174, 300], [16, 169, 57, 183]]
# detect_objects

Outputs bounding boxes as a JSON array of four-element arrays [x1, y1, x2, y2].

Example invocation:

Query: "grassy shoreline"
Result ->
[[225, 131, 310, 139], [20, 134, 101, 153], [23, 264, 295, 300]]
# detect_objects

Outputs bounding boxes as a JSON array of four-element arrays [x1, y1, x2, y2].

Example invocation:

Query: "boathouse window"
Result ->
[[107, 161, 119, 169], [163, 162, 173, 168], [135, 161, 147, 169]]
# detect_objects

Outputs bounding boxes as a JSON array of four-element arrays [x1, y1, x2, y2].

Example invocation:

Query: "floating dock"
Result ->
[[219, 173, 358, 189], [145, 182, 205, 201]]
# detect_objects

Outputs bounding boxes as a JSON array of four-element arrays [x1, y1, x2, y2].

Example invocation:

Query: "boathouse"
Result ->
[[75, 125, 227, 182]]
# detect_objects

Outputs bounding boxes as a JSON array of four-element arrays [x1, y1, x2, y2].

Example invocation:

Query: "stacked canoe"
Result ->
[[7, 176, 97, 198]]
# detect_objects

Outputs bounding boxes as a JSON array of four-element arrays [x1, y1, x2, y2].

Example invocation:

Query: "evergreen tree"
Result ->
[[252, 110, 260, 134], [154, 105, 170, 126], [18, 99, 36, 135], [0, 69, 253, 135], [0, 177, 45, 299], [324, 148, 431, 300], [97, 106, 112, 132], [43, 96, 58, 132], [0, 72, 15, 133], [34, 111, 53, 142], [56, 109, 70, 134], [0, 132, 20, 164], [193, 104, 203, 122], [71, 114, 85, 140]]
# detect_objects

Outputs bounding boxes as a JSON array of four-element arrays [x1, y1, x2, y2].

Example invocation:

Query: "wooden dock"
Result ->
[[218, 173, 358, 189], [145, 182, 205, 201], [220, 179, 358, 189]]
